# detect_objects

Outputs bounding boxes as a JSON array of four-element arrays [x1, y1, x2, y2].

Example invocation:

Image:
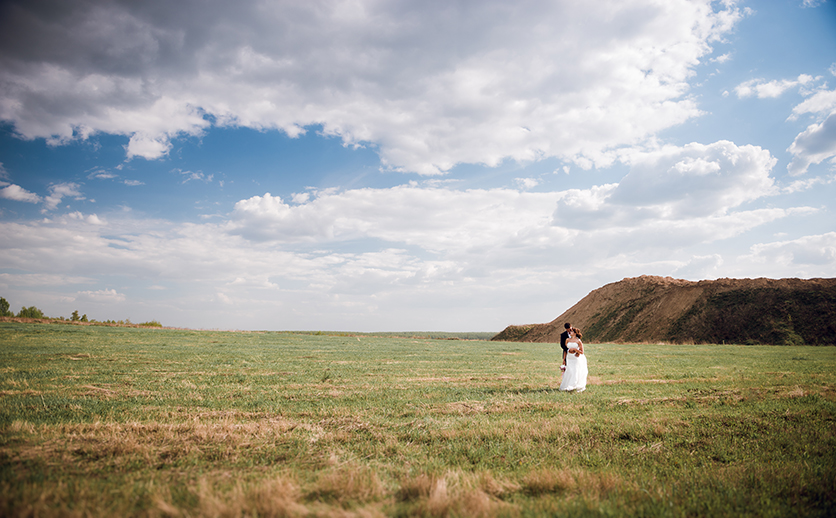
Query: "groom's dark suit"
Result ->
[[560, 330, 570, 355]]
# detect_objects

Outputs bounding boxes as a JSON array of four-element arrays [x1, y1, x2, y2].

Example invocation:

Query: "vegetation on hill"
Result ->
[[493, 276, 836, 345], [0, 295, 161, 328]]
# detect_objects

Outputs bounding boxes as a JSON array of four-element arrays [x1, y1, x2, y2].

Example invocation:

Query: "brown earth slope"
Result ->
[[492, 275, 836, 345]]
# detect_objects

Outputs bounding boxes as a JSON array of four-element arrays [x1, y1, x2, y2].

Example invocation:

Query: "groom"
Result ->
[[559, 322, 571, 369]]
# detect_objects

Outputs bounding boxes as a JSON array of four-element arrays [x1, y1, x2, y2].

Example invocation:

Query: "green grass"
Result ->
[[1, 322, 834, 517]]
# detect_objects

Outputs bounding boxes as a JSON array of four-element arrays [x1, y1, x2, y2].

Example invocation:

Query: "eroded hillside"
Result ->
[[493, 276, 836, 345]]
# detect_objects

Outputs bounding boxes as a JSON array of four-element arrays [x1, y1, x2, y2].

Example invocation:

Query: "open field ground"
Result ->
[[1, 323, 835, 517]]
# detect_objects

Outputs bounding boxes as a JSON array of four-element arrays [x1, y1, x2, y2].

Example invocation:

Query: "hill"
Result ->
[[492, 276, 836, 345]]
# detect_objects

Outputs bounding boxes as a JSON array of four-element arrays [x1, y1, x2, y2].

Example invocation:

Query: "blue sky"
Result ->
[[1, 0, 835, 331]]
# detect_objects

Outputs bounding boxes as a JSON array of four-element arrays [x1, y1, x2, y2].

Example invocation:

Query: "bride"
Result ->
[[559, 327, 588, 392]]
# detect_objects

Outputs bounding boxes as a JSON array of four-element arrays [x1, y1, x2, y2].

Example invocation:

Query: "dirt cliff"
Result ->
[[492, 276, 836, 345]]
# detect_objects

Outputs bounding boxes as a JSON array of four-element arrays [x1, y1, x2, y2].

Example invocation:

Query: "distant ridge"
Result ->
[[492, 276, 836, 345]]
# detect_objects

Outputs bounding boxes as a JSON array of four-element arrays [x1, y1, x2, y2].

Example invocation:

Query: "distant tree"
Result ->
[[17, 306, 45, 319], [71, 310, 80, 321], [81, 314, 88, 322], [0, 297, 11, 317]]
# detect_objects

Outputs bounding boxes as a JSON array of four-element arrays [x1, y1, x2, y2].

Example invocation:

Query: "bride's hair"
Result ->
[[571, 327, 583, 339]]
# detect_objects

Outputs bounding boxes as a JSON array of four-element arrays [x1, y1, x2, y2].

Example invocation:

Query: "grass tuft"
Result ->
[[522, 468, 575, 495]]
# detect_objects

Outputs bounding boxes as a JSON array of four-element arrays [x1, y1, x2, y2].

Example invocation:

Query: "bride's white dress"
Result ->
[[559, 345, 588, 392]]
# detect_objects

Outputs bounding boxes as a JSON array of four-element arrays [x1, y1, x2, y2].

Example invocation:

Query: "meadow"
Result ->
[[0, 323, 834, 517]]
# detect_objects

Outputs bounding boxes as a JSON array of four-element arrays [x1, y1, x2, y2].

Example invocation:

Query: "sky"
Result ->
[[0, 0, 835, 332]]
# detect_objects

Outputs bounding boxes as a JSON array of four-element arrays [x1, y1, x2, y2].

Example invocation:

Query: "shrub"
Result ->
[[17, 306, 46, 319]]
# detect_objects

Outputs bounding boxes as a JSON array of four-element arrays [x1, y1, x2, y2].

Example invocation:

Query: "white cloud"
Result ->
[[735, 74, 816, 99], [0, 273, 93, 287], [553, 141, 777, 228], [76, 288, 126, 303], [791, 88, 836, 118], [787, 112, 836, 176], [784, 82, 836, 176], [744, 232, 836, 268], [66, 211, 106, 225], [673, 254, 723, 279], [227, 186, 565, 254], [226, 276, 279, 289], [0, 0, 745, 174], [221, 141, 793, 284], [126, 134, 172, 160], [87, 169, 117, 180], [711, 52, 732, 64], [515, 177, 540, 190], [0, 184, 42, 204], [782, 173, 836, 193], [177, 170, 213, 184], [43, 182, 85, 211], [291, 192, 311, 204]]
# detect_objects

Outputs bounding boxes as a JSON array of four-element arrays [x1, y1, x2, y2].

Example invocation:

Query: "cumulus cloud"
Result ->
[[515, 178, 540, 190], [66, 211, 106, 225], [786, 86, 836, 175], [782, 173, 836, 193], [553, 141, 777, 228], [790, 88, 836, 119], [76, 288, 126, 303], [43, 182, 85, 211], [787, 112, 836, 176], [0, 0, 744, 173], [673, 254, 723, 279], [227, 186, 565, 254], [0, 183, 42, 203], [744, 232, 836, 268], [734, 74, 816, 99], [222, 140, 794, 272], [711, 52, 732, 64]]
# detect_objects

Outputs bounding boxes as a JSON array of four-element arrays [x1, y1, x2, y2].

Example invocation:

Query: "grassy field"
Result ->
[[1, 323, 834, 517]]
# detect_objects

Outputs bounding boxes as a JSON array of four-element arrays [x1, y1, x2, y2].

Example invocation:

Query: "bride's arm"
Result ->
[[578, 340, 584, 354]]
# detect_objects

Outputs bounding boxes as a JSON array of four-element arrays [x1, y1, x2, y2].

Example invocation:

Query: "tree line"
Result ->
[[0, 296, 161, 327]]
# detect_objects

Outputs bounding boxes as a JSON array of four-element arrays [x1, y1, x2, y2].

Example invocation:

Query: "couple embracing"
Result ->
[[559, 322, 587, 392]]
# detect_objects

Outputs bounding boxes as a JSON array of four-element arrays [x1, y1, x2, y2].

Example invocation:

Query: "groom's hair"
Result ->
[[564, 323, 571, 329]]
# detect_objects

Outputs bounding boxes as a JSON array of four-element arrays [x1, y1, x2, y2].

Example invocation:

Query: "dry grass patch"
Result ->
[[575, 470, 636, 500], [486, 401, 564, 414], [442, 401, 486, 415], [522, 468, 633, 501], [306, 464, 386, 506], [522, 468, 575, 496], [633, 441, 664, 455], [2, 419, 306, 467], [184, 476, 309, 518], [8, 419, 36, 434], [594, 378, 705, 385], [396, 473, 434, 503], [0, 389, 42, 397], [476, 471, 521, 499], [398, 471, 517, 517]]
